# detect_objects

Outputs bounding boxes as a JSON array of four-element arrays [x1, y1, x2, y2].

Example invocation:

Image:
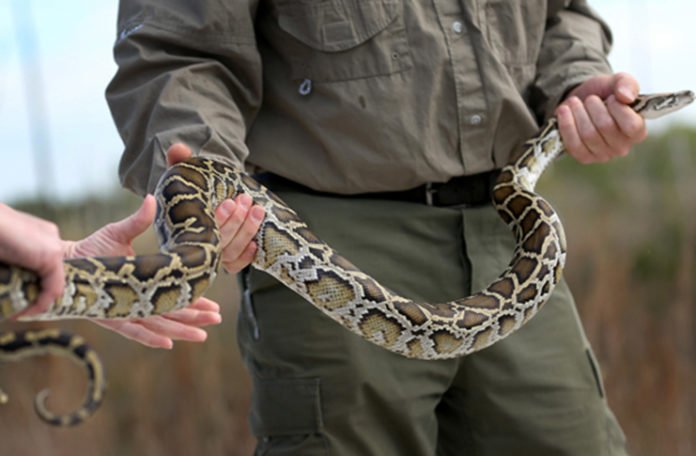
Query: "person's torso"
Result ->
[[247, 0, 560, 193]]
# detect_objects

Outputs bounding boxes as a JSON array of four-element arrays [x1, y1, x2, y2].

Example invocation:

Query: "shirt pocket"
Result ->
[[272, 0, 412, 82]]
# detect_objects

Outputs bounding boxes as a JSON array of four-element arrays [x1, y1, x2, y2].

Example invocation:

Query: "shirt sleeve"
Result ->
[[532, 0, 613, 122], [106, 0, 262, 196]]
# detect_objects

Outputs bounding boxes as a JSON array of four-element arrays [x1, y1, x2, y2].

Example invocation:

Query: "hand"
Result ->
[[80, 143, 265, 348], [92, 298, 222, 349], [0, 204, 67, 317], [96, 144, 264, 348], [556, 72, 648, 164], [167, 143, 265, 274], [62, 194, 221, 348]]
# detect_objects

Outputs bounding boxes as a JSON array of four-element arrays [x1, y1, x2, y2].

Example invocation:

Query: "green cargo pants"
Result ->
[[237, 189, 628, 456]]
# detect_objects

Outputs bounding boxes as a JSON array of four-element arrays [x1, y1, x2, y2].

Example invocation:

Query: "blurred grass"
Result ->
[[541, 124, 696, 456], [1, 124, 695, 455]]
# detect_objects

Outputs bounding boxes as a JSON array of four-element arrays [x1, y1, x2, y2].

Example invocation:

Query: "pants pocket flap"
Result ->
[[251, 377, 323, 437]]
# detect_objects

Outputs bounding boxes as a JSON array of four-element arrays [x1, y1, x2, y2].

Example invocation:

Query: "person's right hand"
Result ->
[[556, 72, 647, 164], [0, 204, 67, 317]]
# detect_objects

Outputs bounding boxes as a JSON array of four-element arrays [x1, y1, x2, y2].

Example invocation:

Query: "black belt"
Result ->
[[254, 170, 500, 207]]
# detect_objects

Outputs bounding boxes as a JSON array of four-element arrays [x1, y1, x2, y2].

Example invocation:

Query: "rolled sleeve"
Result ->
[[532, 1, 613, 121], [106, 0, 262, 195]]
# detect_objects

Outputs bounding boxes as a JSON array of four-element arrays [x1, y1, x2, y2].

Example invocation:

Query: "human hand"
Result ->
[[93, 298, 221, 349], [556, 72, 648, 164], [166, 143, 265, 274], [93, 143, 265, 348], [60, 194, 221, 348], [0, 204, 67, 317]]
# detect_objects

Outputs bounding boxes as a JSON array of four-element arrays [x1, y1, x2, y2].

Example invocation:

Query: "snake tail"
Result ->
[[0, 329, 106, 426]]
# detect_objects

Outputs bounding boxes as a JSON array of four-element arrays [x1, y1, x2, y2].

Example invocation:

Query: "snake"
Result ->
[[0, 90, 693, 426]]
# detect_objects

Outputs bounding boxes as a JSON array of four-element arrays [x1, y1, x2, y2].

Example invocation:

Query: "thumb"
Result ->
[[108, 194, 157, 243], [566, 73, 640, 104], [612, 72, 640, 104], [166, 143, 193, 167]]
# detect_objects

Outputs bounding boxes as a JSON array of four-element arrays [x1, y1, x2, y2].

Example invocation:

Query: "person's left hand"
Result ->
[[65, 195, 222, 349], [556, 72, 648, 164]]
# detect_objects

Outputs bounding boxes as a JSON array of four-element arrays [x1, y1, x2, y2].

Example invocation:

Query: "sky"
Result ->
[[0, 0, 695, 203]]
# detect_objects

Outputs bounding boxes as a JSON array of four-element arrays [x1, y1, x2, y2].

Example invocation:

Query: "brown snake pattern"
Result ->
[[0, 91, 693, 425]]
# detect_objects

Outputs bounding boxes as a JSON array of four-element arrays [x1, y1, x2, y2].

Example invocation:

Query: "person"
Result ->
[[107, 1, 646, 454], [0, 148, 264, 348]]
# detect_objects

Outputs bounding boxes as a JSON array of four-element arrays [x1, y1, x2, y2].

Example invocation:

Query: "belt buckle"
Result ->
[[425, 182, 437, 206]]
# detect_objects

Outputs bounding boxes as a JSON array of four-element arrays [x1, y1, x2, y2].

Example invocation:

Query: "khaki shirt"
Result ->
[[107, 0, 612, 195]]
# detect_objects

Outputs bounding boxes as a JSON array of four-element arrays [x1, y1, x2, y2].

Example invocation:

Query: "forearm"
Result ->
[[532, 0, 613, 121], [107, 0, 262, 195]]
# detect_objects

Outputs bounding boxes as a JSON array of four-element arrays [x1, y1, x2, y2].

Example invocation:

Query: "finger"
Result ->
[[557, 103, 593, 164], [217, 194, 253, 249], [93, 320, 174, 349], [607, 97, 647, 143], [222, 205, 264, 262], [568, 96, 611, 162], [585, 95, 632, 157], [222, 240, 258, 274], [215, 199, 241, 246], [161, 307, 222, 326], [565, 74, 614, 101], [16, 253, 65, 318], [612, 72, 640, 104], [188, 297, 221, 313], [215, 199, 237, 225], [34, 262, 65, 312], [166, 143, 193, 166], [136, 317, 208, 342], [106, 194, 157, 244]]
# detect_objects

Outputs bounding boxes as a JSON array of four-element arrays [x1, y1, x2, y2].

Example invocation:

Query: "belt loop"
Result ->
[[425, 182, 436, 206]]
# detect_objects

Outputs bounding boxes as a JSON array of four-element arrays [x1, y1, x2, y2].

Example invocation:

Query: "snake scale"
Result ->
[[0, 91, 693, 426]]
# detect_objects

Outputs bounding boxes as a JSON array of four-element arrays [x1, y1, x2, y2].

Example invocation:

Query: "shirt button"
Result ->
[[469, 114, 483, 126], [452, 21, 463, 34]]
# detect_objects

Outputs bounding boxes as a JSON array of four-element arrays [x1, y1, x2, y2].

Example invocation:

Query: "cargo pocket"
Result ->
[[250, 377, 327, 455], [272, 0, 411, 82]]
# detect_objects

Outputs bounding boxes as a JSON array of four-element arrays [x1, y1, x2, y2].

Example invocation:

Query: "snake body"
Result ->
[[0, 91, 693, 425]]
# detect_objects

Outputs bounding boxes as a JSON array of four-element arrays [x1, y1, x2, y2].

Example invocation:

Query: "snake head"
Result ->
[[632, 90, 695, 119]]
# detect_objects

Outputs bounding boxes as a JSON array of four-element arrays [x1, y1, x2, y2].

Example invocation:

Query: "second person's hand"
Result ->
[[90, 143, 265, 348]]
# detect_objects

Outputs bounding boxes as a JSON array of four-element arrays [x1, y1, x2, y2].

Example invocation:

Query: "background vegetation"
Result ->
[[1, 125, 694, 455]]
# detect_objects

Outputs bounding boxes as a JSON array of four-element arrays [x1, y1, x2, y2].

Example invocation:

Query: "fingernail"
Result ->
[[618, 86, 635, 102], [238, 193, 252, 208], [569, 96, 582, 107], [218, 200, 235, 218], [556, 105, 569, 118], [250, 206, 265, 222]]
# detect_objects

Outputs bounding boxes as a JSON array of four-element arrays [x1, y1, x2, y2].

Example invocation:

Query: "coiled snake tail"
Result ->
[[0, 328, 105, 426]]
